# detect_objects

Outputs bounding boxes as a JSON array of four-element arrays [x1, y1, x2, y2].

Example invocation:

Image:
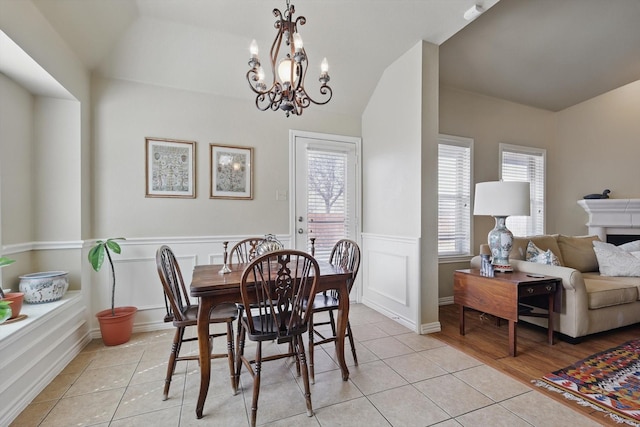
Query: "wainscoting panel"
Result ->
[[361, 233, 420, 332], [0, 292, 89, 426], [90, 235, 294, 336]]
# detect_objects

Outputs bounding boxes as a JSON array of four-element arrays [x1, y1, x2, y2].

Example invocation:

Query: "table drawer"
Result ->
[[519, 282, 556, 297]]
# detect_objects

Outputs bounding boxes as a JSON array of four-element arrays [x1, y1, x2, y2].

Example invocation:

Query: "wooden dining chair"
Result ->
[[155, 245, 238, 400], [229, 237, 264, 265], [308, 239, 361, 383], [236, 250, 319, 427]]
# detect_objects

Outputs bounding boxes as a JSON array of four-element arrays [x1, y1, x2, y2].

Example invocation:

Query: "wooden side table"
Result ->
[[453, 269, 561, 357]]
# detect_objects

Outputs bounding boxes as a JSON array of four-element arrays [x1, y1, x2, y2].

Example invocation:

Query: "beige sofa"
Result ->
[[471, 234, 640, 340]]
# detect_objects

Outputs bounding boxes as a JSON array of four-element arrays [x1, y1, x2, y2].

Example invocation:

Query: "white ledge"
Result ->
[[0, 291, 82, 342]]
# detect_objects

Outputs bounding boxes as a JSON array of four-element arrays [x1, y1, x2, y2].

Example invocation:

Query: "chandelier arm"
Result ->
[[299, 85, 333, 107]]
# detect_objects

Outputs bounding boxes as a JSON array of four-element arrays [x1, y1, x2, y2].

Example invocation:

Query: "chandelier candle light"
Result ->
[[247, 0, 332, 116], [474, 181, 531, 272]]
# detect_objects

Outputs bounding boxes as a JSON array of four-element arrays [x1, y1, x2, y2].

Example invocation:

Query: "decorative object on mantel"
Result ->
[[246, 0, 332, 116], [474, 181, 531, 272], [583, 189, 610, 199], [19, 271, 69, 303], [256, 234, 284, 256], [89, 237, 137, 346]]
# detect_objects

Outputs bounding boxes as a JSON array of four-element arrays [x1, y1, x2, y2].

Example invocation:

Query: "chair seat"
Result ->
[[173, 302, 238, 327], [310, 294, 339, 311], [243, 313, 308, 342]]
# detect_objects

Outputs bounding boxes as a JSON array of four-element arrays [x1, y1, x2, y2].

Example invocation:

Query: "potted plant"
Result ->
[[88, 238, 137, 346], [0, 257, 24, 321]]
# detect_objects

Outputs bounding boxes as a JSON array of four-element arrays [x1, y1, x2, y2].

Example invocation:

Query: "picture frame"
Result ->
[[145, 137, 196, 198], [210, 144, 253, 199]]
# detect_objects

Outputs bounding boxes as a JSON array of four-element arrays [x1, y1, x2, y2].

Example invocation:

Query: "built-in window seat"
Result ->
[[0, 291, 90, 425]]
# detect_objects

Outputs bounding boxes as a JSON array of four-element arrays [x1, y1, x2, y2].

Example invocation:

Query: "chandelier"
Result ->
[[246, 0, 332, 117]]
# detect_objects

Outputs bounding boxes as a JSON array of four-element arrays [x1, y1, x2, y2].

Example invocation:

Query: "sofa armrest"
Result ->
[[470, 256, 583, 293]]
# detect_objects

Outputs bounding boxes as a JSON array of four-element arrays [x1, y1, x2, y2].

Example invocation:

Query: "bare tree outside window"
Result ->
[[307, 150, 348, 259], [308, 155, 345, 213]]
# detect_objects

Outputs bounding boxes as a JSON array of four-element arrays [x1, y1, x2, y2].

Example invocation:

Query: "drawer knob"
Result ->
[[546, 285, 552, 291], [527, 288, 534, 294]]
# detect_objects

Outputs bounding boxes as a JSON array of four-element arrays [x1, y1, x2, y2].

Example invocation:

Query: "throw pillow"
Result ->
[[526, 241, 561, 266], [619, 239, 640, 252], [557, 235, 600, 272], [511, 234, 564, 265], [592, 240, 640, 277]]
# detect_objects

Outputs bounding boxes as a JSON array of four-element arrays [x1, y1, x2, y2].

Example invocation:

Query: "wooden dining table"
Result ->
[[189, 261, 353, 419]]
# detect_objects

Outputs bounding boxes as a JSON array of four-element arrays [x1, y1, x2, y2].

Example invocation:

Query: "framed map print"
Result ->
[[145, 137, 196, 198], [210, 144, 253, 199]]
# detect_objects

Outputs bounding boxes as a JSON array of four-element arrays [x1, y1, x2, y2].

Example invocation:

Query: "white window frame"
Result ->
[[438, 134, 473, 261], [499, 143, 546, 236]]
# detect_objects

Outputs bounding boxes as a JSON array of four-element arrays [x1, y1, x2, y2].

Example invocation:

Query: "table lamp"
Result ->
[[474, 181, 530, 272]]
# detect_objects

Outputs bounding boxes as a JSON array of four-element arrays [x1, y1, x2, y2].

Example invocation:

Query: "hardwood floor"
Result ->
[[434, 304, 640, 426]]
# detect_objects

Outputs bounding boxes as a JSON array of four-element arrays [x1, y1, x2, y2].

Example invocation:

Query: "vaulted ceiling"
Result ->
[[10, 0, 640, 115]]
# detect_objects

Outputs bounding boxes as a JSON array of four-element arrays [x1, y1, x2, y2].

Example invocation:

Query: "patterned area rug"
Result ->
[[535, 339, 640, 426]]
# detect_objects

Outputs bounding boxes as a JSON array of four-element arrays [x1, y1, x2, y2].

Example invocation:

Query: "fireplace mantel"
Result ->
[[577, 198, 640, 240]]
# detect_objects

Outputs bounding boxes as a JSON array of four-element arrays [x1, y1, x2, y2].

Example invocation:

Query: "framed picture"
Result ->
[[210, 144, 253, 199], [145, 137, 196, 198]]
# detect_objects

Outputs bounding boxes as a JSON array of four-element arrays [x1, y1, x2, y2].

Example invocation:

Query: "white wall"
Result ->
[[34, 97, 82, 241], [361, 41, 440, 332], [438, 81, 640, 300], [362, 44, 422, 238], [0, 74, 34, 245], [439, 86, 556, 249], [92, 76, 361, 238], [553, 80, 640, 235]]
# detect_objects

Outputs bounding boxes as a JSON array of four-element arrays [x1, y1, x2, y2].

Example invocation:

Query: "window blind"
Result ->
[[438, 141, 472, 256], [307, 147, 348, 261], [500, 145, 545, 236]]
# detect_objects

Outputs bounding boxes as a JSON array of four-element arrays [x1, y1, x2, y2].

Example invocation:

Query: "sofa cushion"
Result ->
[[557, 235, 600, 272], [583, 272, 640, 308], [593, 241, 640, 277], [511, 234, 564, 265], [526, 241, 561, 265]]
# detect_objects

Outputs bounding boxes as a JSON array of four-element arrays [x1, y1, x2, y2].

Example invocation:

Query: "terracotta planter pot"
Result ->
[[2, 292, 24, 319], [96, 306, 137, 346]]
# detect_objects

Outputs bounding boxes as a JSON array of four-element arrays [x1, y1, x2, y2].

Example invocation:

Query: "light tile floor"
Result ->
[[12, 304, 600, 426]]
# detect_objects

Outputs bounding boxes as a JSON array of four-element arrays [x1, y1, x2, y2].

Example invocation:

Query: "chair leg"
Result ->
[[250, 342, 262, 427], [296, 335, 314, 417], [328, 310, 337, 337], [235, 321, 246, 390], [225, 321, 237, 395], [163, 327, 184, 400], [346, 321, 358, 365], [236, 305, 244, 359], [308, 311, 316, 384]]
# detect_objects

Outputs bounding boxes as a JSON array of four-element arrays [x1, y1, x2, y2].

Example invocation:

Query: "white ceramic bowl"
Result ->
[[19, 271, 69, 303]]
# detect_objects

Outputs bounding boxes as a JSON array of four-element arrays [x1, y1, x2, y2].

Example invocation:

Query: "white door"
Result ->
[[290, 130, 361, 263]]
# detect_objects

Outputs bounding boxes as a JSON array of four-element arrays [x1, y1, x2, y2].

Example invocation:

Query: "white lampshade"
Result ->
[[474, 181, 531, 217]]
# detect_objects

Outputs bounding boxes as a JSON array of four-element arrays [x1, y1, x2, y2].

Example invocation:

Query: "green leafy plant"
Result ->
[[88, 238, 125, 316], [0, 300, 12, 323], [0, 256, 16, 299]]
